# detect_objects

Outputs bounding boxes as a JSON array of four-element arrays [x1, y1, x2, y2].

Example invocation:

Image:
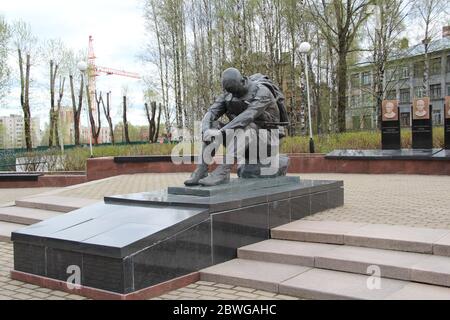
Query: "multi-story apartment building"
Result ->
[[347, 27, 450, 130], [0, 115, 41, 149]]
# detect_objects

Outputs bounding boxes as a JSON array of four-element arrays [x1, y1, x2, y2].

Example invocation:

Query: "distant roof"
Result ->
[[353, 37, 450, 69]]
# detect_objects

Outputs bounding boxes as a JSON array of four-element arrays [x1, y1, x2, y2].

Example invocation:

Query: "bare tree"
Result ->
[[415, 0, 448, 97], [11, 21, 38, 151], [0, 16, 10, 103], [364, 0, 411, 127], [102, 91, 115, 145], [43, 39, 68, 147], [123, 95, 130, 144], [306, 0, 374, 132], [66, 49, 86, 146], [89, 91, 102, 145]]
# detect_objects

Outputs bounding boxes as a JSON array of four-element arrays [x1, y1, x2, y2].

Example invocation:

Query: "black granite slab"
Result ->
[[114, 155, 196, 163], [0, 173, 42, 181], [168, 176, 300, 197], [381, 119, 401, 150], [106, 179, 343, 214], [12, 203, 209, 258], [445, 118, 450, 150], [432, 149, 450, 159], [412, 105, 433, 149], [13, 177, 344, 294], [326, 149, 442, 160]]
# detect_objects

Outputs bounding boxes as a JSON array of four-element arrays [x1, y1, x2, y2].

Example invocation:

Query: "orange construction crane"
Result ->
[[87, 35, 140, 117]]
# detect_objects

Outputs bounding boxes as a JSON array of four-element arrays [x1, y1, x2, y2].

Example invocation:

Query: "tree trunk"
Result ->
[[336, 48, 348, 132], [155, 103, 162, 143], [70, 75, 83, 146], [24, 53, 32, 150], [123, 96, 130, 144], [102, 92, 115, 145]]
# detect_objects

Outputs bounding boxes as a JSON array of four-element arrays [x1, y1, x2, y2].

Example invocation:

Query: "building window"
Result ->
[[350, 95, 360, 107], [414, 62, 424, 78], [432, 110, 442, 125], [447, 55, 450, 73], [351, 74, 360, 87], [361, 72, 371, 86], [386, 90, 396, 100], [400, 66, 409, 79], [414, 86, 424, 98], [430, 84, 441, 99], [362, 93, 372, 106], [430, 58, 441, 75], [447, 83, 450, 96], [400, 112, 411, 127], [385, 69, 396, 82], [400, 89, 410, 103]]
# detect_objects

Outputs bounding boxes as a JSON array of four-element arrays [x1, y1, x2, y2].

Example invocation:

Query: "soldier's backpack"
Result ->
[[249, 73, 289, 126]]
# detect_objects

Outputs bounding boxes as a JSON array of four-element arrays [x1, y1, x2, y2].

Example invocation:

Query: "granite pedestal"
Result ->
[[326, 149, 448, 160], [412, 105, 433, 150], [12, 176, 344, 294]]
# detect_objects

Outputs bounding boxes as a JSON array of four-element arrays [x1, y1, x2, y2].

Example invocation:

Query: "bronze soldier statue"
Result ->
[[184, 67, 289, 187]]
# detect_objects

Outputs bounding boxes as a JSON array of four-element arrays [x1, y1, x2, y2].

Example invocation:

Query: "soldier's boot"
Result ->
[[198, 164, 232, 186], [184, 164, 209, 186]]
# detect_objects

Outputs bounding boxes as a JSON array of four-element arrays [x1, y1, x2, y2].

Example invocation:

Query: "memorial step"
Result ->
[[271, 220, 450, 256], [200, 259, 450, 300], [0, 221, 27, 242], [15, 196, 99, 213], [0, 206, 61, 225], [238, 239, 450, 287]]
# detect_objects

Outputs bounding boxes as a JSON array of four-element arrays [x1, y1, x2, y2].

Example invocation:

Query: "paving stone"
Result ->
[[279, 268, 407, 300], [213, 283, 235, 289], [272, 220, 367, 244], [12, 293, 33, 300], [433, 234, 450, 257], [411, 255, 450, 287], [30, 291, 50, 299], [386, 283, 450, 300], [196, 281, 216, 286], [275, 294, 300, 300], [196, 285, 217, 292], [344, 224, 450, 254], [201, 259, 310, 293], [254, 290, 277, 297], [239, 239, 338, 267], [216, 288, 238, 295], [178, 292, 201, 299], [315, 245, 426, 281], [216, 293, 237, 299]]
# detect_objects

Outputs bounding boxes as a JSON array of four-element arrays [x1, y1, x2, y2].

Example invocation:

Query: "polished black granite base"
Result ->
[[0, 173, 43, 181], [326, 149, 446, 160], [12, 177, 344, 294]]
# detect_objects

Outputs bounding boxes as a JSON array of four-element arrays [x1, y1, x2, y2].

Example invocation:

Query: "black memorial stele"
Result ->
[[445, 115, 450, 150], [12, 177, 344, 294], [381, 117, 401, 150], [412, 105, 433, 149]]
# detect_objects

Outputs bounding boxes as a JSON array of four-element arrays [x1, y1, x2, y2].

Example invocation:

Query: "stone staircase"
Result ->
[[200, 220, 450, 299], [0, 196, 98, 242]]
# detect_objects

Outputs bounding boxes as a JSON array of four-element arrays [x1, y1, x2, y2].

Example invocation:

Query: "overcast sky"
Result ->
[[1, 0, 154, 128]]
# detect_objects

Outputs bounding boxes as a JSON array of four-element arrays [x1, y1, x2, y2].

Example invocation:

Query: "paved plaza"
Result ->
[[1, 172, 450, 299]]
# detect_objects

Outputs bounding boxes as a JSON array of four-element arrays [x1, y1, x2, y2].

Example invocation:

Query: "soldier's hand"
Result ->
[[203, 129, 221, 142]]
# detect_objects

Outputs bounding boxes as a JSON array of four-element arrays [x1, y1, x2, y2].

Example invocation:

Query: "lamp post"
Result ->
[[299, 41, 315, 153], [77, 61, 94, 158]]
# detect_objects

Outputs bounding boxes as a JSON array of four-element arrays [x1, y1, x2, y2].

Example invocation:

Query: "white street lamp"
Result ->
[[77, 61, 93, 158], [299, 41, 315, 153]]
